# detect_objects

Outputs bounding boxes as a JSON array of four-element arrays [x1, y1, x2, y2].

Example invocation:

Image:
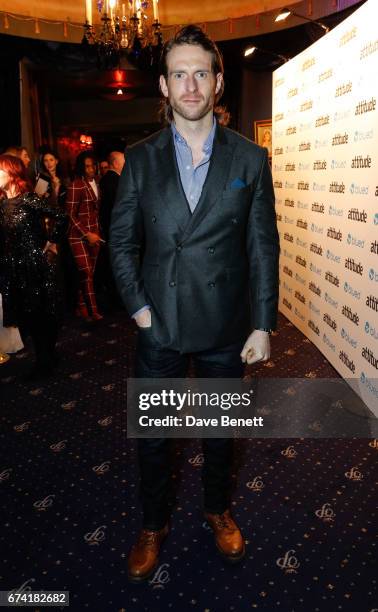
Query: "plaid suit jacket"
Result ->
[[66, 177, 100, 241]]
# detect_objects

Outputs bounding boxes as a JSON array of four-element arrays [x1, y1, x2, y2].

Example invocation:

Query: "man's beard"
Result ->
[[170, 94, 214, 122]]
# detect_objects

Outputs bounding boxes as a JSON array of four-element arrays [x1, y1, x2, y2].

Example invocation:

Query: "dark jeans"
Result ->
[[135, 329, 244, 530]]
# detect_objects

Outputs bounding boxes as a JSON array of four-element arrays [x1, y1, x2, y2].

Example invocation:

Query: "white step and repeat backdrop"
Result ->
[[272, 0, 378, 415]]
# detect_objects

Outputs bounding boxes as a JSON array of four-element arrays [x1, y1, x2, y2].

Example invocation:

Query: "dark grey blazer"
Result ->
[[109, 123, 280, 353]]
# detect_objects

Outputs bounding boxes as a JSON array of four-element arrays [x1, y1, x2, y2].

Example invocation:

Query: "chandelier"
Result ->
[[82, 0, 163, 69]]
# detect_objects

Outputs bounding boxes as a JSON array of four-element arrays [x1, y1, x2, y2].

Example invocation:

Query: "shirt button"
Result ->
[[176, 245, 182, 252], [231, 218, 238, 224], [186, 165, 191, 170], [169, 281, 176, 287], [190, 195, 194, 200], [208, 282, 215, 288], [152, 216, 156, 223], [208, 247, 214, 254]]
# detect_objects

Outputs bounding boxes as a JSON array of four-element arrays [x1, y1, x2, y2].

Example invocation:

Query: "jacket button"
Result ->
[[176, 245, 182, 252], [231, 218, 238, 224], [208, 282, 215, 288], [169, 281, 176, 287], [152, 216, 156, 223], [207, 247, 214, 254]]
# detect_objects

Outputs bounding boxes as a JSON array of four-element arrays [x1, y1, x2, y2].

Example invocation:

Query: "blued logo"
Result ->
[[365, 321, 378, 340]]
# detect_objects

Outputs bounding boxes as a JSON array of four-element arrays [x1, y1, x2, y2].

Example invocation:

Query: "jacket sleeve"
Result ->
[[109, 150, 147, 315], [247, 148, 280, 331], [66, 181, 88, 237]]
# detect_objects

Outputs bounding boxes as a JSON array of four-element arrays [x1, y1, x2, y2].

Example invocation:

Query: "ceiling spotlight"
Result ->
[[117, 88, 123, 95], [275, 8, 291, 22], [243, 46, 289, 63], [275, 7, 329, 33], [244, 46, 257, 57]]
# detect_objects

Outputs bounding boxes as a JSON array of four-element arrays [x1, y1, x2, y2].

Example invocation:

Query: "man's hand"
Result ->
[[241, 329, 270, 364], [135, 309, 152, 328], [43, 241, 58, 255], [84, 232, 102, 246]]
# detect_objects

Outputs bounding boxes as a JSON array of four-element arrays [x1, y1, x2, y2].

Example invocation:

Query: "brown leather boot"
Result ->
[[127, 525, 169, 583], [204, 509, 245, 563]]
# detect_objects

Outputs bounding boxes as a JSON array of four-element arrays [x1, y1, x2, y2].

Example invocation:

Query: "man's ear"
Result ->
[[159, 75, 169, 98], [215, 73, 223, 95]]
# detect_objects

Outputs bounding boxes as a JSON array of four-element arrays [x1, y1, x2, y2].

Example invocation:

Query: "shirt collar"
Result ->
[[171, 116, 216, 155]]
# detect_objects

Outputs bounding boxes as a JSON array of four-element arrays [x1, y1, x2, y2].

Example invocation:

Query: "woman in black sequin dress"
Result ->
[[0, 154, 67, 378]]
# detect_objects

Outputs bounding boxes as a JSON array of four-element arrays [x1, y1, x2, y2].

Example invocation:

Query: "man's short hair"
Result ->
[[108, 151, 124, 167], [159, 25, 229, 125]]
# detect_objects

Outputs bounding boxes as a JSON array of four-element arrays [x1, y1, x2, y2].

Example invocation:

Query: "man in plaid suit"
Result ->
[[66, 152, 103, 321]]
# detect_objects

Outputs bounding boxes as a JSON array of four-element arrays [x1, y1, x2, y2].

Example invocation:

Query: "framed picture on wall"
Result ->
[[254, 119, 272, 158]]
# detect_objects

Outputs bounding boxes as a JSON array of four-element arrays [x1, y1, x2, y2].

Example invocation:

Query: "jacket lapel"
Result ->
[[154, 130, 192, 233], [180, 124, 234, 241], [84, 178, 98, 202]]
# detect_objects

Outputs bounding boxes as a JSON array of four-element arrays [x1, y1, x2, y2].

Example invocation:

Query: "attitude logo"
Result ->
[[281, 445, 297, 458], [362, 347, 378, 370], [339, 350, 355, 373], [345, 258, 363, 275], [324, 313, 337, 332], [325, 271, 340, 287], [308, 320, 320, 335], [342, 305, 359, 326]]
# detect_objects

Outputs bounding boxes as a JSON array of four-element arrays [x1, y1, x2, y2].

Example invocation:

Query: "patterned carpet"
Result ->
[[0, 312, 376, 611]]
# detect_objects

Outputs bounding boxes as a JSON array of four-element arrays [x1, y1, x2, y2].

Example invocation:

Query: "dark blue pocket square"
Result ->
[[230, 178, 246, 189]]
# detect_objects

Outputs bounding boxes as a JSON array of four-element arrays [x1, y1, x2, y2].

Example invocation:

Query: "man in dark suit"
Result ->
[[110, 25, 279, 582], [96, 151, 125, 308], [99, 151, 125, 241]]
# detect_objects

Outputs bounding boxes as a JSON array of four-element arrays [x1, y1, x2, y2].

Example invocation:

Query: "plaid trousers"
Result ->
[[69, 238, 100, 315]]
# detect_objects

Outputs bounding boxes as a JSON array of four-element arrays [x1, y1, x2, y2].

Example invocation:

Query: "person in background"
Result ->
[[0, 154, 67, 379], [5, 146, 31, 169], [66, 151, 103, 323], [96, 151, 125, 308], [99, 151, 125, 240], [36, 148, 78, 313], [99, 159, 109, 177], [37, 149, 68, 208]]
